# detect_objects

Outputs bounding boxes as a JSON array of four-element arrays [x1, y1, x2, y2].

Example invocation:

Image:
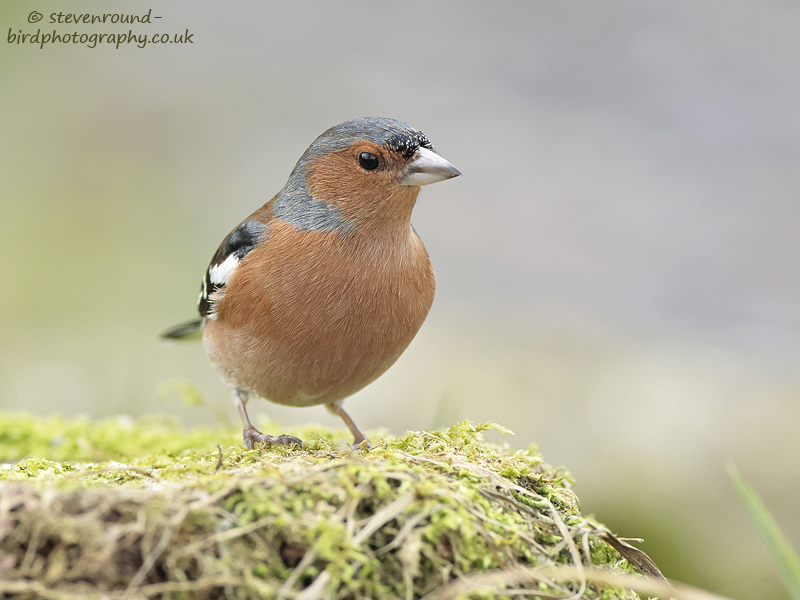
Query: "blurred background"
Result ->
[[1, 1, 798, 598]]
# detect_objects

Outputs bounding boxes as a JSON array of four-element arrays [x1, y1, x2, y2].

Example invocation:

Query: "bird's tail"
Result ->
[[160, 319, 203, 341]]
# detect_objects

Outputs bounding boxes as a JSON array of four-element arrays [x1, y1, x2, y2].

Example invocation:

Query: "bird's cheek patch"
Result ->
[[306, 152, 362, 203], [306, 149, 391, 219]]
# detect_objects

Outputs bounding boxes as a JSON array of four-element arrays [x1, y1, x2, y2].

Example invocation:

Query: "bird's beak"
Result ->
[[400, 147, 461, 187]]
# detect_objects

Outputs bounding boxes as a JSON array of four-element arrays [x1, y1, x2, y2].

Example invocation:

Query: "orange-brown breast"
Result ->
[[202, 219, 435, 407]]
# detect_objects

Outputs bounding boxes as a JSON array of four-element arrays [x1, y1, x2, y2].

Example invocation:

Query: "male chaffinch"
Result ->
[[162, 117, 460, 449]]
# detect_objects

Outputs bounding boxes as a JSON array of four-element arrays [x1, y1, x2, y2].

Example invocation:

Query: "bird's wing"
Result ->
[[160, 198, 274, 339], [198, 219, 269, 318]]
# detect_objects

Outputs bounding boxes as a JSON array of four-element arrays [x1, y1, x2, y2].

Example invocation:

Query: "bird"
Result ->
[[162, 117, 460, 449]]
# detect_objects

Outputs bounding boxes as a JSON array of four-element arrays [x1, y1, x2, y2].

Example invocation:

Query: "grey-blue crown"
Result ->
[[303, 117, 433, 165]]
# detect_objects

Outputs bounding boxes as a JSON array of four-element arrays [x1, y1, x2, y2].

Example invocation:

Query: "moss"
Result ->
[[0, 414, 648, 599]]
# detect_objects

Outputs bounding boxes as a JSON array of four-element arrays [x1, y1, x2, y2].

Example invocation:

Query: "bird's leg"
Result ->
[[234, 389, 303, 449], [327, 402, 371, 448]]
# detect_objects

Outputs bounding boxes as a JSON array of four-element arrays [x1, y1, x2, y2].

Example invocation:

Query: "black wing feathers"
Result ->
[[198, 220, 268, 317]]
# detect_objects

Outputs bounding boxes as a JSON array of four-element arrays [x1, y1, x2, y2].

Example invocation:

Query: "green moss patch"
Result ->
[[0, 415, 654, 599]]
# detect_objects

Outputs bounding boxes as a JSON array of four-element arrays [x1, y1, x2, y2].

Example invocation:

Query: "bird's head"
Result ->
[[274, 117, 460, 232]]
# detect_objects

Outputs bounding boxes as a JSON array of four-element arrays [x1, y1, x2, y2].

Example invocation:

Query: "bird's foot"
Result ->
[[243, 427, 303, 450]]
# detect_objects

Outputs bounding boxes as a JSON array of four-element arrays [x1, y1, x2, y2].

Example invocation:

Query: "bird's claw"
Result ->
[[243, 427, 303, 450]]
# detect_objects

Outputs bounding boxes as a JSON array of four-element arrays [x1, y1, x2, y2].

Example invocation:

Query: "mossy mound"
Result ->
[[0, 415, 657, 599]]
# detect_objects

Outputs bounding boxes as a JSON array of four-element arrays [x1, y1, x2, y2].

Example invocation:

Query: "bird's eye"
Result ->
[[358, 152, 379, 171]]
